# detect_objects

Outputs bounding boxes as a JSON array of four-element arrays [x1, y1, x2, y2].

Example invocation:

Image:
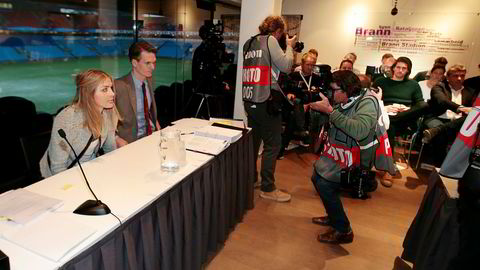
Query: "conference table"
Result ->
[[0, 118, 255, 270], [401, 169, 459, 270]]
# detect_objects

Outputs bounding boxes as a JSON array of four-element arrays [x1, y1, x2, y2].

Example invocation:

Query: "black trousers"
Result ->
[[244, 101, 282, 192], [448, 165, 480, 270]]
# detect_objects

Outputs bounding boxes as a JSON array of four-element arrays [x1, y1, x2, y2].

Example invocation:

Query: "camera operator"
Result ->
[[278, 52, 322, 158], [192, 20, 234, 117], [308, 70, 380, 244], [242, 15, 296, 202]]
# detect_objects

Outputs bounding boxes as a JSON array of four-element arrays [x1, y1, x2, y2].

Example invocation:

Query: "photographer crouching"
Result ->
[[309, 70, 380, 244]]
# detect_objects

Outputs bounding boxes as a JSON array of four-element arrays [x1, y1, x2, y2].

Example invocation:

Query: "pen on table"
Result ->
[[0, 216, 14, 222], [181, 132, 194, 135]]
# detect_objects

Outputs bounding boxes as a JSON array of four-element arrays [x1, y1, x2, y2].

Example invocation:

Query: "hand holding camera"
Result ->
[[310, 93, 333, 114], [286, 34, 297, 48]]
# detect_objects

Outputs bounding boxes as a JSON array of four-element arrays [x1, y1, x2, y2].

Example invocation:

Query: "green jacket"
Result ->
[[315, 90, 378, 183]]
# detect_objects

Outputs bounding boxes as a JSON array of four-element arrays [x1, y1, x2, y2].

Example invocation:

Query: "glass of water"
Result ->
[[159, 129, 186, 172]]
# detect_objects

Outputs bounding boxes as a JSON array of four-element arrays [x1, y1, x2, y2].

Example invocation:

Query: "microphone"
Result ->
[[58, 129, 111, 216]]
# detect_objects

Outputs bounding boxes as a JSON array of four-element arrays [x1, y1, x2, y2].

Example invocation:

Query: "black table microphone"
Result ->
[[58, 129, 111, 216]]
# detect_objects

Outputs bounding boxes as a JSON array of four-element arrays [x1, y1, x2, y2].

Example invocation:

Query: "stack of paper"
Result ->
[[3, 214, 96, 262], [185, 135, 229, 156], [194, 125, 242, 143], [0, 189, 63, 225]]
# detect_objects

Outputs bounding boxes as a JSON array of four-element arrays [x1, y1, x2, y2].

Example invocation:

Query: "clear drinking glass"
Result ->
[[159, 129, 186, 172]]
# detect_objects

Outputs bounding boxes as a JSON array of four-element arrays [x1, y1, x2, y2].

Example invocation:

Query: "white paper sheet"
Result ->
[[0, 189, 63, 225], [194, 125, 242, 143], [185, 135, 229, 155], [3, 213, 96, 262]]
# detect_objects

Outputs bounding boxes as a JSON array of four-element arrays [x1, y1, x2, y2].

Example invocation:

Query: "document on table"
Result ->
[[185, 135, 229, 155], [171, 118, 210, 134], [209, 117, 246, 129], [3, 213, 96, 262], [0, 189, 63, 225], [194, 125, 243, 143]]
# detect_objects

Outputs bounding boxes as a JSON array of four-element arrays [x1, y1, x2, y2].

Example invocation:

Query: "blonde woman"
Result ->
[[40, 69, 119, 177]]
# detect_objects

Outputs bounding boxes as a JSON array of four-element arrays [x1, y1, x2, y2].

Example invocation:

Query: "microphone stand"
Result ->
[[58, 129, 111, 216]]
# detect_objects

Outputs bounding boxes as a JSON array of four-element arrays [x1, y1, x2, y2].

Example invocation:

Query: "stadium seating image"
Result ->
[[0, 34, 238, 63]]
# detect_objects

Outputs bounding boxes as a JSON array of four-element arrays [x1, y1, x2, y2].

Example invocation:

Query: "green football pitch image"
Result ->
[[0, 57, 192, 114]]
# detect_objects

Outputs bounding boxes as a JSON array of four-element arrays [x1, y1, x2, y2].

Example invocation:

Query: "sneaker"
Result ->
[[312, 216, 331, 226], [260, 189, 291, 202], [380, 172, 393, 187], [317, 227, 354, 244], [422, 127, 441, 144], [285, 143, 300, 151], [299, 141, 310, 147], [277, 154, 284, 160]]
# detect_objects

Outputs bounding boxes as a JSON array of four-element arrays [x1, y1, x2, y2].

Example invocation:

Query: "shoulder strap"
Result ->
[[67, 134, 94, 169], [354, 93, 381, 169], [243, 34, 261, 59], [47, 134, 95, 171]]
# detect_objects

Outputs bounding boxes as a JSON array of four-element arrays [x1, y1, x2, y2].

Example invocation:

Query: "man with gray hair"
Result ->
[[422, 64, 477, 166]]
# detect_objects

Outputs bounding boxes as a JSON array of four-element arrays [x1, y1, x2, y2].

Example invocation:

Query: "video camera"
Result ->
[[198, 19, 235, 64]]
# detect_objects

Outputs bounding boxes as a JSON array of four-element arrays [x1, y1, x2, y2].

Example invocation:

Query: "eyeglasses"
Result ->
[[331, 87, 342, 91]]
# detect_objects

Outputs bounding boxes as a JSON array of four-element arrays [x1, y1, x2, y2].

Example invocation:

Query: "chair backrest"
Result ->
[[0, 96, 37, 187], [0, 96, 37, 137], [155, 85, 174, 127], [19, 130, 52, 184], [34, 112, 54, 133]]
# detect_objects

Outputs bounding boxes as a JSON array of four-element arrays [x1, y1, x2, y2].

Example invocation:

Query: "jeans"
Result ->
[[387, 101, 429, 154], [311, 171, 351, 233], [244, 101, 282, 192]]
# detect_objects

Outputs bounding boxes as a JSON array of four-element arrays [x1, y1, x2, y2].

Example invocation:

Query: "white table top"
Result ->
[[0, 118, 218, 270]]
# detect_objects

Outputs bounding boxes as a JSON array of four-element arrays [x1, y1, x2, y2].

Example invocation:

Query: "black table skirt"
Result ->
[[60, 132, 255, 270], [401, 170, 459, 270]]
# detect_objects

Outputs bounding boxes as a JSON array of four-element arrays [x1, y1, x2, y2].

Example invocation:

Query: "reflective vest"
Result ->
[[315, 91, 395, 183], [242, 35, 281, 103]]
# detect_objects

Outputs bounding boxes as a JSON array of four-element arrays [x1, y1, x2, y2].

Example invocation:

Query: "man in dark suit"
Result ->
[[115, 41, 160, 147], [423, 64, 476, 165]]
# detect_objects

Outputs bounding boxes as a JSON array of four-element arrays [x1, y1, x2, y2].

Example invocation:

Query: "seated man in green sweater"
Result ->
[[373, 57, 428, 187]]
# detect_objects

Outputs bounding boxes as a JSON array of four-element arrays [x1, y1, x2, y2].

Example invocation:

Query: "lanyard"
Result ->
[[299, 72, 312, 91]]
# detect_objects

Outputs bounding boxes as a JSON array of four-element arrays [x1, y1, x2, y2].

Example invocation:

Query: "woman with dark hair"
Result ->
[[40, 69, 119, 177], [419, 65, 446, 101], [309, 70, 380, 244], [339, 59, 353, 71]]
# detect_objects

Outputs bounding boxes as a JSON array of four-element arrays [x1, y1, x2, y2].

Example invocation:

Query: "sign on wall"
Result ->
[[348, 12, 479, 73], [354, 24, 470, 55]]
